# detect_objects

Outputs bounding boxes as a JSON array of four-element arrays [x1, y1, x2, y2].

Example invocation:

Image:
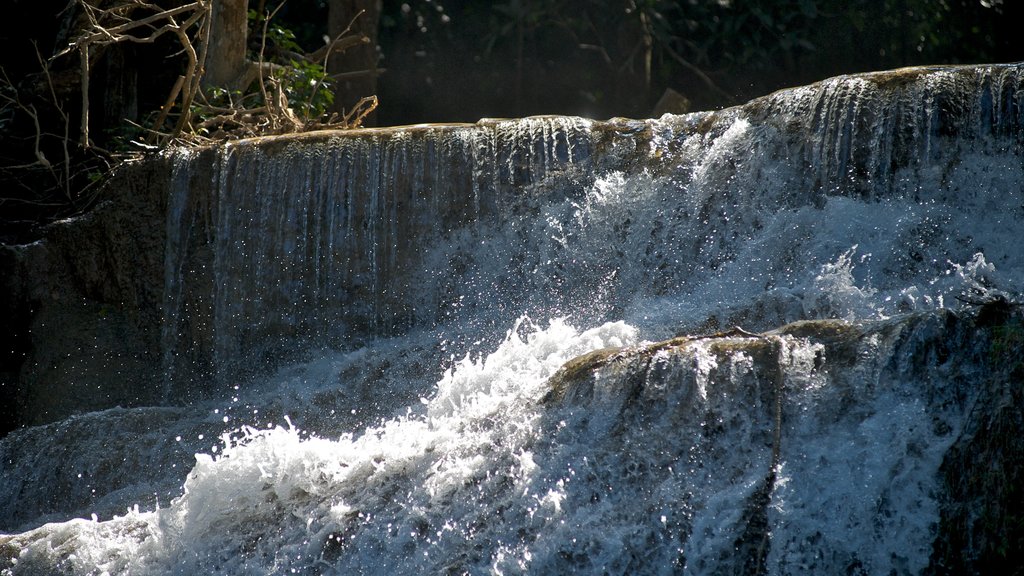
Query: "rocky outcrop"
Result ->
[[541, 305, 1022, 575], [0, 156, 172, 431], [2, 63, 1021, 435], [0, 118, 631, 432]]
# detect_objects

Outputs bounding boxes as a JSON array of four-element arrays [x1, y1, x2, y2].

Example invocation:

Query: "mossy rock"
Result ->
[[542, 327, 781, 406]]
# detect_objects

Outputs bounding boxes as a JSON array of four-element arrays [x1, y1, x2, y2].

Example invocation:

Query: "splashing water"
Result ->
[[2, 64, 1023, 574]]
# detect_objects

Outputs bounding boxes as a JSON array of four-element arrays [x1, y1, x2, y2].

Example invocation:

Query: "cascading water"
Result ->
[[2, 64, 1023, 575], [157, 117, 595, 396]]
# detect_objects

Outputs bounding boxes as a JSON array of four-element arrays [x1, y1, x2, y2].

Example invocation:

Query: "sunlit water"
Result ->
[[2, 65, 1022, 574]]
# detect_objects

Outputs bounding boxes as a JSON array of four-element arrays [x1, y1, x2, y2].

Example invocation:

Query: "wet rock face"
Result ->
[[2, 63, 1022, 434], [0, 119, 607, 431], [0, 157, 171, 432], [927, 311, 1024, 574], [540, 330, 785, 574], [0, 406, 209, 533], [159, 118, 605, 399], [540, 309, 1022, 575]]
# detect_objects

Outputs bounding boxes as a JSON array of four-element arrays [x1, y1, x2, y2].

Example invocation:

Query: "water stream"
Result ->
[[2, 64, 1022, 575]]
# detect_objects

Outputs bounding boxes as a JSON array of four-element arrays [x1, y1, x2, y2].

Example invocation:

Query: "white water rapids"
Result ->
[[2, 64, 1023, 574]]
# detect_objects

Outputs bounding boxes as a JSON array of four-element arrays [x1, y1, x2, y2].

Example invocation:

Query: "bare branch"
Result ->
[[35, 42, 71, 195], [55, 0, 212, 147], [258, 5, 277, 131], [340, 95, 378, 129], [307, 33, 369, 64], [55, 2, 207, 57], [79, 45, 90, 148], [661, 42, 735, 105], [56, 0, 382, 147], [148, 75, 186, 143], [0, 65, 69, 197]]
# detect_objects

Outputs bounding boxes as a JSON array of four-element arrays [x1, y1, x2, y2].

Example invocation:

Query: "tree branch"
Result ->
[[56, 0, 212, 147], [661, 42, 735, 105]]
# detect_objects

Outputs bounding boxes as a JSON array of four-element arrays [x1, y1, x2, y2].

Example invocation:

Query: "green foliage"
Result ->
[[275, 59, 334, 118], [246, 7, 335, 123], [250, 8, 304, 54]]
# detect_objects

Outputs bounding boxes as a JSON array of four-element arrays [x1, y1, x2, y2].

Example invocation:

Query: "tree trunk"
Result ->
[[328, 0, 380, 124], [99, 44, 139, 131], [203, 0, 249, 90]]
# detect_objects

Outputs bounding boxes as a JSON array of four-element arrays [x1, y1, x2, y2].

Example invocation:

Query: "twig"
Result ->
[[35, 43, 72, 198], [79, 45, 90, 147], [257, 4, 284, 131], [307, 33, 368, 64], [661, 42, 735, 104], [340, 95, 377, 129], [328, 68, 384, 82], [308, 9, 365, 113], [56, 0, 212, 147], [0, 68, 63, 193], [168, 17, 200, 138], [148, 74, 185, 143], [55, 2, 206, 54]]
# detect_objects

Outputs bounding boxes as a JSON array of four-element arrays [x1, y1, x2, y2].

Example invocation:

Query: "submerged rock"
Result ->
[[539, 307, 1022, 574], [0, 308, 1020, 574]]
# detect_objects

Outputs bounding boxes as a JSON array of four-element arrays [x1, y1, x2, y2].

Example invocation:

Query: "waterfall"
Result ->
[[2, 64, 1023, 575], [159, 117, 596, 394], [161, 66, 1024, 394]]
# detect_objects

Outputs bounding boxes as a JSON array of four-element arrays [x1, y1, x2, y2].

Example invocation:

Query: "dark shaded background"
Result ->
[[5, 1, 1023, 125], [236, 0, 1024, 123], [1, 0, 1022, 238], [362, 0, 1023, 123]]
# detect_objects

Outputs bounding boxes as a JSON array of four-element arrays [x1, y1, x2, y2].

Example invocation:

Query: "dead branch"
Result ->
[[78, 45, 90, 147], [69, 0, 381, 146], [255, 2, 287, 133], [328, 68, 385, 82], [307, 33, 369, 64], [339, 95, 378, 129], [147, 75, 186, 143], [0, 68, 65, 196], [305, 9, 369, 119], [168, 12, 204, 139], [661, 42, 735, 105], [0, 84, 48, 168], [36, 44, 72, 197], [55, 0, 212, 148], [56, 2, 207, 55]]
